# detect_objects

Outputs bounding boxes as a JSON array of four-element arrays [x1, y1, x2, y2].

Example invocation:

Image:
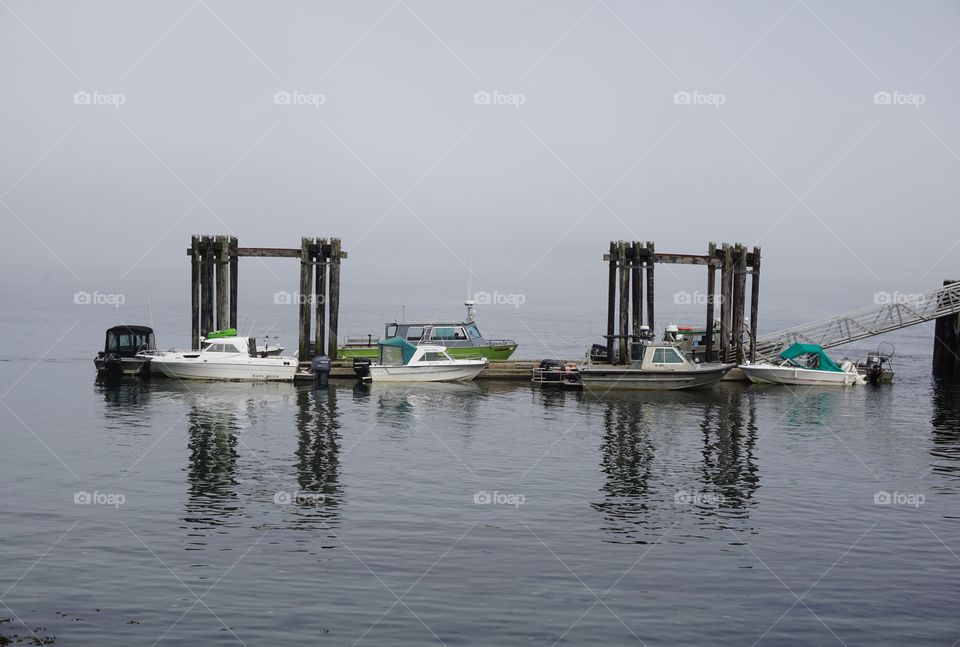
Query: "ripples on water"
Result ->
[[2, 359, 960, 645]]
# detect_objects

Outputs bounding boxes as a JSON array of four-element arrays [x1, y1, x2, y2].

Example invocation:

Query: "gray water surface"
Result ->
[[1, 290, 959, 646]]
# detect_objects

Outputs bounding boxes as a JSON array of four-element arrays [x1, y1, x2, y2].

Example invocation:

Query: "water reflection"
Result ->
[[95, 379, 152, 432], [697, 387, 759, 510], [930, 379, 960, 481], [291, 386, 343, 525], [587, 385, 759, 543], [366, 381, 482, 430], [184, 396, 241, 530]]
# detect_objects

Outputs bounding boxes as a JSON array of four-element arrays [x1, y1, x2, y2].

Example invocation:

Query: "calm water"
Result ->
[[2, 284, 960, 645]]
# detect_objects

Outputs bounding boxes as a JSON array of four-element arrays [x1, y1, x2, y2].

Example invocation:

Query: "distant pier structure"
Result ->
[[603, 241, 761, 364], [933, 279, 960, 380], [188, 235, 347, 361]]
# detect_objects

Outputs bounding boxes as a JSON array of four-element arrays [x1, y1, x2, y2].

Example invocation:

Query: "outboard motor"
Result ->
[[102, 352, 124, 377], [311, 355, 332, 388], [865, 355, 884, 386], [352, 357, 372, 380]]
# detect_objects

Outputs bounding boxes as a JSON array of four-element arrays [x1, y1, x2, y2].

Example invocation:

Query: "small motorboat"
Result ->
[[578, 333, 734, 391], [95, 325, 156, 377], [740, 343, 864, 386], [202, 329, 285, 357], [855, 343, 895, 385], [355, 337, 487, 383], [146, 335, 297, 381]]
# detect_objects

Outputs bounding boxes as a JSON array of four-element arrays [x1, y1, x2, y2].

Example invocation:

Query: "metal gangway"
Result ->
[[745, 282, 960, 361]]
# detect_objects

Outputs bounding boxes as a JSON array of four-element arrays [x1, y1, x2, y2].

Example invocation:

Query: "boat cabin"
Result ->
[[102, 325, 155, 358], [626, 342, 698, 372], [194, 337, 257, 357], [386, 322, 483, 344]]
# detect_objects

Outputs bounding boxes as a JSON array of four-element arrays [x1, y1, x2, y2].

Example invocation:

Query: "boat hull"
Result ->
[[340, 343, 517, 361], [94, 357, 150, 377], [578, 365, 733, 390], [149, 357, 297, 381], [739, 364, 861, 386], [366, 363, 486, 383]]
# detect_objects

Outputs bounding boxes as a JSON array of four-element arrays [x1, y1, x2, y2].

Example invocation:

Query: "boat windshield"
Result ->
[[204, 343, 238, 353], [465, 324, 481, 340], [405, 326, 424, 341], [652, 347, 685, 364], [421, 351, 448, 362]]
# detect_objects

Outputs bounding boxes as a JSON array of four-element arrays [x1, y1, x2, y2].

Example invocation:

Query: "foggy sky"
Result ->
[[2, 0, 959, 305]]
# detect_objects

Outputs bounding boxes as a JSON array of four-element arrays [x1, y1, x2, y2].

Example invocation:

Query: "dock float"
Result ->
[[295, 359, 545, 382]]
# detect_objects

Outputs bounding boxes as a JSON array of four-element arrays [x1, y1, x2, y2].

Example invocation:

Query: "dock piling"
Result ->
[[618, 241, 630, 364], [933, 279, 960, 379], [327, 238, 342, 360]]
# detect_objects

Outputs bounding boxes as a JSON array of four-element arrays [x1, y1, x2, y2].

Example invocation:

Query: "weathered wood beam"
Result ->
[[228, 237, 238, 329], [298, 238, 313, 361], [190, 236, 200, 349], [315, 237, 328, 357], [618, 241, 630, 364], [645, 241, 655, 330], [237, 247, 301, 258], [327, 238, 342, 360], [749, 246, 761, 363], [606, 241, 617, 363]]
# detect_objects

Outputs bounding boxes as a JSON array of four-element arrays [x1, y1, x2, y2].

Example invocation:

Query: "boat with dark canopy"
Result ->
[[94, 325, 156, 377]]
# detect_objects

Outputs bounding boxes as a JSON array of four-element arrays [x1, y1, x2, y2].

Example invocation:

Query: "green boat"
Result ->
[[339, 301, 518, 360]]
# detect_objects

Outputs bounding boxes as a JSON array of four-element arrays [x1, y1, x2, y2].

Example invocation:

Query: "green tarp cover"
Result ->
[[779, 343, 843, 372], [379, 336, 418, 365]]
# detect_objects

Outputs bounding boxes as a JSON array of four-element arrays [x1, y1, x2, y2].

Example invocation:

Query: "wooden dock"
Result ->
[[293, 359, 751, 382], [295, 358, 546, 382]]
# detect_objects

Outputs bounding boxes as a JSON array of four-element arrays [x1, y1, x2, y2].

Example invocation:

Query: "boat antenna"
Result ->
[[466, 258, 474, 301]]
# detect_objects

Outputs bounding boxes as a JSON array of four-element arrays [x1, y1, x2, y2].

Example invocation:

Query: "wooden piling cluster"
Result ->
[[604, 241, 655, 364], [189, 235, 239, 348], [298, 237, 344, 362], [933, 279, 960, 379], [602, 241, 761, 365], [188, 235, 346, 361]]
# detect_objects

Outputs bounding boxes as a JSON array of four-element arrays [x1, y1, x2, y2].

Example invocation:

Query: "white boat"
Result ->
[[739, 343, 864, 386], [359, 338, 487, 383], [579, 334, 734, 391], [145, 336, 298, 381]]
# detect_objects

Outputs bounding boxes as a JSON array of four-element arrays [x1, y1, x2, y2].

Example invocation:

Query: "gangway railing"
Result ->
[[743, 282, 960, 362]]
